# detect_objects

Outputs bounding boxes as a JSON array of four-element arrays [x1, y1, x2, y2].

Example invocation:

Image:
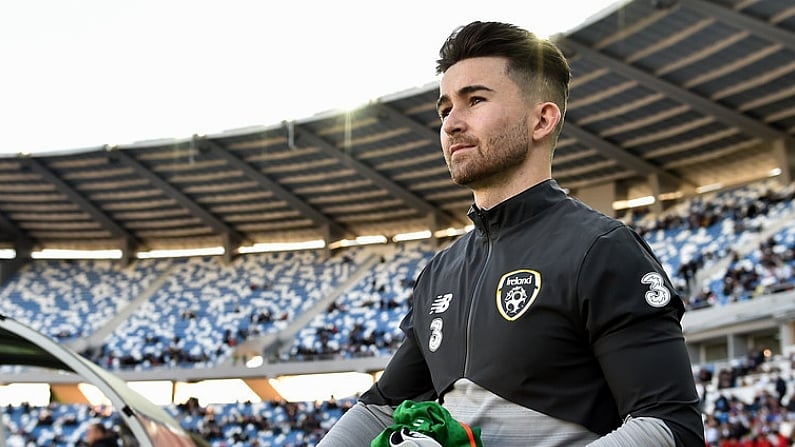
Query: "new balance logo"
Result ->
[[429, 293, 453, 314]]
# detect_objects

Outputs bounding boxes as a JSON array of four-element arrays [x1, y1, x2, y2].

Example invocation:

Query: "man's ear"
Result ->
[[532, 102, 562, 142]]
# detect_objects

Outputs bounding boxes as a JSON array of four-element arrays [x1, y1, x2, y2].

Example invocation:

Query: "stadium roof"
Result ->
[[0, 0, 793, 256]]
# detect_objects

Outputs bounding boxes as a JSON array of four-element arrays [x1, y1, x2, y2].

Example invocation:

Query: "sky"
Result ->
[[0, 0, 624, 156]]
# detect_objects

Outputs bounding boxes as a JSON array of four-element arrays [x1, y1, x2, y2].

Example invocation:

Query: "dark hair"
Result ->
[[436, 21, 571, 137]]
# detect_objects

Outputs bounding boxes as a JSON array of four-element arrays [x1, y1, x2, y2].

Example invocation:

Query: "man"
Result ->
[[84, 422, 118, 447], [318, 21, 704, 446]]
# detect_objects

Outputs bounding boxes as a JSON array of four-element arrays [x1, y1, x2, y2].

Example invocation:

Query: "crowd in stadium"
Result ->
[[284, 180, 795, 362], [697, 350, 795, 446], [4, 351, 795, 446], [629, 181, 795, 311], [2, 180, 792, 372], [2, 179, 795, 446]]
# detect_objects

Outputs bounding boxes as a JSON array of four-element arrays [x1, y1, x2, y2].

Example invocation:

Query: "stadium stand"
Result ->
[[0, 258, 172, 340], [630, 179, 795, 308], [3, 402, 118, 447], [164, 398, 356, 447], [3, 397, 358, 447], [710, 223, 795, 305], [93, 249, 368, 370], [278, 181, 795, 361], [2, 178, 795, 447], [1, 180, 793, 370], [6, 350, 795, 446], [287, 240, 438, 361]]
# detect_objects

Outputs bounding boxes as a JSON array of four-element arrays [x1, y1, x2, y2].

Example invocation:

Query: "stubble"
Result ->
[[446, 116, 530, 188]]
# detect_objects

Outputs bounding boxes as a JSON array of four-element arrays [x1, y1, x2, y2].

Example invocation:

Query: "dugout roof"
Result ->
[[0, 314, 197, 446], [0, 0, 793, 255]]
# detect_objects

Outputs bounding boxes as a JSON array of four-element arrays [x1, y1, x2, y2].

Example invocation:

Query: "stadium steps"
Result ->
[[224, 250, 388, 365], [693, 204, 795, 292], [63, 262, 178, 354]]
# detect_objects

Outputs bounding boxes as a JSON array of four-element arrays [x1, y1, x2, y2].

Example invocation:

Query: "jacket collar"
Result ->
[[466, 179, 567, 236]]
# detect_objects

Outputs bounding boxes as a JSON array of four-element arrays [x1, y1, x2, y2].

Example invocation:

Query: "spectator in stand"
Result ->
[[774, 375, 787, 406], [83, 422, 118, 447], [689, 287, 719, 310]]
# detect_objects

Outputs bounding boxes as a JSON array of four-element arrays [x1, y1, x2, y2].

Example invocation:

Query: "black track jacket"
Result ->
[[361, 179, 704, 446]]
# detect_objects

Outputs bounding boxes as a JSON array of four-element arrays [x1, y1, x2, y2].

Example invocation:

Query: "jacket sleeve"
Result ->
[[316, 401, 395, 447], [317, 315, 437, 447], [578, 226, 704, 447], [360, 308, 437, 406]]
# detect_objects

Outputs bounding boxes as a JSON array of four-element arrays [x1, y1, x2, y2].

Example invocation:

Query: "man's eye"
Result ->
[[438, 109, 450, 121], [470, 97, 484, 106]]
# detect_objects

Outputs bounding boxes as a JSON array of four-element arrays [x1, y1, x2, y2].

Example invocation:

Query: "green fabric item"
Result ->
[[370, 400, 484, 447]]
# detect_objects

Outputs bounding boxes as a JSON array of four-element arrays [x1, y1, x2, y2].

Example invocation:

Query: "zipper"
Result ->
[[463, 214, 493, 376]]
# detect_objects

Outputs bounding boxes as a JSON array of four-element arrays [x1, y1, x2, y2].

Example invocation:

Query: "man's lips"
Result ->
[[449, 144, 475, 156]]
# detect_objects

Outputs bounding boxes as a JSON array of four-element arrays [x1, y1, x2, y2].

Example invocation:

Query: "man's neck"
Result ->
[[471, 147, 553, 209], [472, 171, 551, 210]]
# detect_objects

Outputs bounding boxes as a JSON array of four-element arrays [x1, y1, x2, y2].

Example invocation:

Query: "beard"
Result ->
[[445, 116, 530, 188]]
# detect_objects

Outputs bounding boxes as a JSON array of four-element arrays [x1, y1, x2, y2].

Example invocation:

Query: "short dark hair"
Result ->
[[436, 21, 571, 137]]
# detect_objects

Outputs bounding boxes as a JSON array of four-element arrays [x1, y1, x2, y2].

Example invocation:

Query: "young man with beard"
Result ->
[[318, 21, 704, 446]]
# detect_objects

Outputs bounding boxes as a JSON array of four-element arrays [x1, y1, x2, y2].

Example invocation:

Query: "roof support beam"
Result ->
[[562, 122, 687, 187], [557, 36, 795, 145], [372, 103, 441, 143], [0, 211, 27, 244], [108, 148, 247, 252], [0, 210, 33, 263], [294, 125, 464, 229], [368, 103, 469, 230], [196, 136, 351, 241], [682, 0, 795, 53], [21, 157, 135, 258]]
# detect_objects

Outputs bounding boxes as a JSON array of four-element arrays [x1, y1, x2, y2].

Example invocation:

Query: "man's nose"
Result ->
[[441, 109, 465, 135]]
